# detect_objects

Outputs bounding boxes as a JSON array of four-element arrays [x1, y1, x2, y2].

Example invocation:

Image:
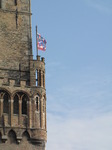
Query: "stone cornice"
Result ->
[[0, 9, 32, 15]]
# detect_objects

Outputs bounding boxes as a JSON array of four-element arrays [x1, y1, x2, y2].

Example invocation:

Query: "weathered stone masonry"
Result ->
[[0, 0, 47, 150]]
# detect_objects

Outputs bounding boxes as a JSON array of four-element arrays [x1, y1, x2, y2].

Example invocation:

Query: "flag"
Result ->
[[37, 33, 47, 51]]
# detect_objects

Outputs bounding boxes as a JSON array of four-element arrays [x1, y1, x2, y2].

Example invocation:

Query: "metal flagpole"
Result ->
[[36, 25, 38, 56]]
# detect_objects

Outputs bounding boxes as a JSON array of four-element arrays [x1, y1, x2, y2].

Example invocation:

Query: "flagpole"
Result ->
[[36, 25, 38, 56]]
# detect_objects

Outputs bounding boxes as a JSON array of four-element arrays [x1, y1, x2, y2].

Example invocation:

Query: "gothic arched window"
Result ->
[[8, 130, 17, 144], [22, 95, 27, 115], [15, 0, 17, 6], [0, 0, 2, 8], [13, 95, 19, 114], [36, 69, 38, 86], [39, 70, 41, 86], [3, 93, 9, 114], [36, 95, 40, 111]]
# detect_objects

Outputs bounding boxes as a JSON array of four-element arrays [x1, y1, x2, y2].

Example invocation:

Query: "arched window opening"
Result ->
[[21, 131, 30, 143], [13, 95, 19, 114], [39, 70, 41, 86], [3, 93, 9, 114], [8, 130, 17, 144], [22, 95, 27, 115], [15, 0, 17, 6], [36, 96, 40, 111], [36, 69, 38, 86], [0, 0, 2, 8]]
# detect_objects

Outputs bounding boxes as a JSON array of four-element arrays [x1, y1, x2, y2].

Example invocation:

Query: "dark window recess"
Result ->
[[36, 97, 39, 111], [15, 0, 17, 6], [22, 96, 27, 115], [13, 95, 19, 114], [8, 130, 17, 144], [0, 0, 2, 8], [39, 70, 41, 86], [3, 93, 9, 114], [36, 70, 38, 86], [15, 9, 18, 29]]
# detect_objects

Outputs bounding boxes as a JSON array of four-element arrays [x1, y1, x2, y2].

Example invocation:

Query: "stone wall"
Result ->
[[0, 0, 32, 80], [0, 0, 47, 149]]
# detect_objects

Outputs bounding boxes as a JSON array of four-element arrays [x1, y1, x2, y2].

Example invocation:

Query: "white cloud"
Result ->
[[46, 112, 112, 150], [46, 66, 112, 150]]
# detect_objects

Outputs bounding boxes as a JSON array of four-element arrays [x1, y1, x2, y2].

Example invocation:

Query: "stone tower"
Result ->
[[0, 0, 47, 150]]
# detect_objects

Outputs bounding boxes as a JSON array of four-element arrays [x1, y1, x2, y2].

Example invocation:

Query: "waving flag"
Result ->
[[37, 33, 47, 51]]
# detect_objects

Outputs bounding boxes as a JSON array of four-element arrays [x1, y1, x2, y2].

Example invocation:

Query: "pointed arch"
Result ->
[[35, 94, 40, 111], [34, 91, 42, 99], [3, 93, 9, 113], [8, 130, 17, 144], [12, 91, 29, 116], [22, 131, 30, 139], [12, 90, 30, 100], [22, 131, 30, 143], [0, 89, 11, 114], [0, 88, 11, 99]]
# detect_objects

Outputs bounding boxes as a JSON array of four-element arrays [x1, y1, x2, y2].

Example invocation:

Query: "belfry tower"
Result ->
[[0, 0, 47, 150]]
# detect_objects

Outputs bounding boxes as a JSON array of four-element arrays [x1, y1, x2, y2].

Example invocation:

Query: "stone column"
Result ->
[[18, 100, 22, 126], [43, 72, 45, 88], [41, 71, 43, 87], [40, 96, 43, 128], [32, 98, 36, 128], [45, 99, 47, 130], [27, 100, 31, 128], [9, 98, 13, 126]]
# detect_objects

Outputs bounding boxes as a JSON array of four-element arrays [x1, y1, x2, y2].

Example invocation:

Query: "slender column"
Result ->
[[43, 72, 45, 88], [40, 96, 43, 128], [45, 99, 47, 130], [0, 99, 3, 117], [43, 98, 45, 129], [18, 100, 22, 126], [9, 99, 13, 126], [32, 98, 36, 127], [27, 100, 31, 128], [41, 71, 43, 87]]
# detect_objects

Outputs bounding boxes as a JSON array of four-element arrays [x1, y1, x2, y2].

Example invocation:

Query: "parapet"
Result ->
[[30, 55, 45, 63], [37, 55, 45, 63], [0, 78, 27, 87]]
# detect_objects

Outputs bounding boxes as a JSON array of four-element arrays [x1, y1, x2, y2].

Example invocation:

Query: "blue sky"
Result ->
[[31, 1, 112, 150]]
